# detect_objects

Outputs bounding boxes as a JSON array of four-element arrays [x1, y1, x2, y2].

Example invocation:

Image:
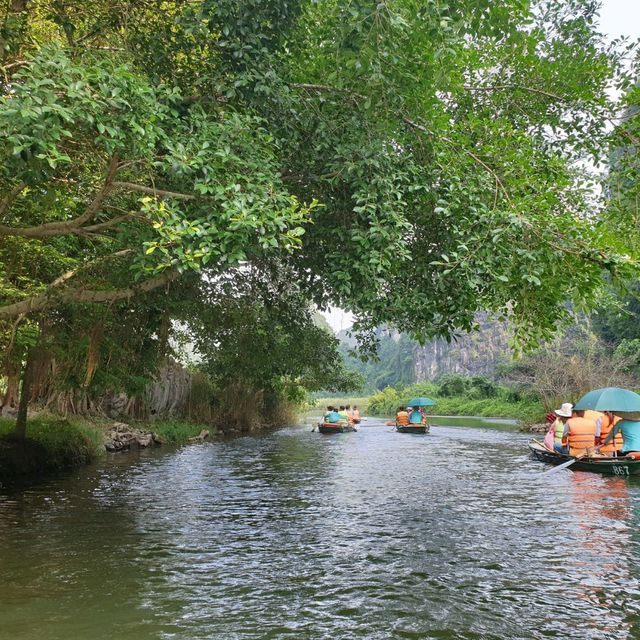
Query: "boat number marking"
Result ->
[[612, 465, 630, 476]]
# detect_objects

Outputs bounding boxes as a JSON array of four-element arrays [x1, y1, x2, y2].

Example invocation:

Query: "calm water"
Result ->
[[1, 421, 640, 640]]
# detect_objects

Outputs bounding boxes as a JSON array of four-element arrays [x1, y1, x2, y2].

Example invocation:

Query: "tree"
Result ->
[[1, 0, 639, 434]]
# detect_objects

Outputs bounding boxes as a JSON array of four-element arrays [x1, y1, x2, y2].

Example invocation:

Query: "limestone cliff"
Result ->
[[414, 316, 512, 381]]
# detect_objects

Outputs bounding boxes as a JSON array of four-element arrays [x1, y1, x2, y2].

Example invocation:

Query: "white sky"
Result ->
[[598, 0, 640, 41], [322, 0, 639, 333]]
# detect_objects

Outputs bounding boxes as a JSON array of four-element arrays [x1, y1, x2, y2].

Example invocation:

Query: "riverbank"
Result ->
[[0, 415, 214, 477], [364, 382, 544, 424]]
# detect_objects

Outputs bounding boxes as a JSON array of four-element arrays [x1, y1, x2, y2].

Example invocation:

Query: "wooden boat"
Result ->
[[529, 440, 640, 476], [317, 423, 357, 434], [396, 423, 430, 434]]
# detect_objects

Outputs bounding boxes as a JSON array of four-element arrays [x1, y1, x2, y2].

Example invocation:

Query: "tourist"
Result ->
[[337, 405, 350, 423], [352, 406, 361, 422], [602, 415, 640, 456], [323, 405, 341, 424], [545, 402, 572, 453], [598, 411, 623, 455], [395, 406, 409, 426], [563, 409, 599, 457], [409, 407, 424, 425]]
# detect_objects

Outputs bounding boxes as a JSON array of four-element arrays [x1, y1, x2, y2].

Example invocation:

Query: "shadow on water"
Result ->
[[2, 422, 640, 639]]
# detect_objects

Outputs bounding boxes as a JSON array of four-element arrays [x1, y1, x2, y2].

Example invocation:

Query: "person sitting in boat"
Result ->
[[562, 409, 599, 457], [395, 406, 409, 426], [345, 404, 353, 420], [337, 405, 350, 423], [323, 405, 341, 424], [545, 402, 572, 453], [409, 407, 424, 425], [352, 406, 361, 423], [598, 411, 623, 456], [602, 415, 640, 457]]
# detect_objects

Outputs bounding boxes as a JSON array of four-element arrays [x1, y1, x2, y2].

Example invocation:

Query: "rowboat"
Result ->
[[317, 423, 357, 434], [396, 423, 430, 434], [529, 440, 640, 476]]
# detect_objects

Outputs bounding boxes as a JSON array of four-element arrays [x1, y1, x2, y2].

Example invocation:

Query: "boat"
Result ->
[[529, 440, 640, 476], [317, 423, 357, 434], [396, 423, 430, 434]]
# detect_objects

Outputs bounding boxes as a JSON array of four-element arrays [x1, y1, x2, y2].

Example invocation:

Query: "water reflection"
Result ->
[[2, 425, 640, 639]]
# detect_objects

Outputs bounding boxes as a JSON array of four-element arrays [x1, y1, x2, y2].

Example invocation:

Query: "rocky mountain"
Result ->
[[338, 315, 513, 388], [414, 316, 512, 381]]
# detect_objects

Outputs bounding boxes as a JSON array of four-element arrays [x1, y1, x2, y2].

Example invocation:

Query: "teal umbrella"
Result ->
[[406, 397, 436, 408], [573, 387, 640, 412]]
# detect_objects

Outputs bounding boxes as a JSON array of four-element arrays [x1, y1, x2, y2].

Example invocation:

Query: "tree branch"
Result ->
[[49, 249, 136, 288], [0, 183, 26, 217], [0, 154, 119, 237], [402, 116, 512, 204], [111, 181, 195, 201], [463, 84, 564, 102], [0, 271, 180, 319]]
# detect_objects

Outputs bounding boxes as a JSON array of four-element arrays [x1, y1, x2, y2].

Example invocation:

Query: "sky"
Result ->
[[322, 0, 640, 333]]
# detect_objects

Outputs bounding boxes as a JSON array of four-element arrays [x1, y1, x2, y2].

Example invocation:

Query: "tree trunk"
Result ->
[[14, 346, 36, 439], [1, 365, 20, 411]]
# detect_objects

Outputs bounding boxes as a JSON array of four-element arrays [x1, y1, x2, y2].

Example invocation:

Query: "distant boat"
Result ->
[[317, 423, 357, 434], [529, 440, 640, 476], [396, 423, 429, 434]]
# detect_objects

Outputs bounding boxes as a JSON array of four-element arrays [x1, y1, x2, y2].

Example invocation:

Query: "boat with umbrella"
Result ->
[[396, 397, 435, 434], [529, 387, 640, 475]]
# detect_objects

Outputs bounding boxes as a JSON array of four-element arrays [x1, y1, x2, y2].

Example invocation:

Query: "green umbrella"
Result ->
[[573, 387, 640, 412], [406, 396, 436, 408]]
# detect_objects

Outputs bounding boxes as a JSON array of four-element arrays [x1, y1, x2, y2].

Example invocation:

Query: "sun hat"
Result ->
[[554, 402, 573, 418]]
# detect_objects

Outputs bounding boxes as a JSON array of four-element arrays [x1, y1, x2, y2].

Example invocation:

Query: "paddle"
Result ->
[[543, 446, 602, 475]]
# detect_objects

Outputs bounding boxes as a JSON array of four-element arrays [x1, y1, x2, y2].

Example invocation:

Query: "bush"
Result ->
[[365, 378, 545, 423], [435, 373, 469, 397]]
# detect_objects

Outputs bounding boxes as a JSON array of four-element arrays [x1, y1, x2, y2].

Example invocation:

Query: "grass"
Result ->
[[0, 414, 217, 477], [0, 415, 103, 477], [150, 419, 214, 443]]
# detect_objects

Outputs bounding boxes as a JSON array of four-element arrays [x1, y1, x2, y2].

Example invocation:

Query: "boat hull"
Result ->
[[529, 440, 640, 476], [318, 423, 357, 434], [396, 424, 429, 434]]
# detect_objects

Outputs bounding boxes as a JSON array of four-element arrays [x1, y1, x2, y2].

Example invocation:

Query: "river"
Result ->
[[1, 420, 640, 640]]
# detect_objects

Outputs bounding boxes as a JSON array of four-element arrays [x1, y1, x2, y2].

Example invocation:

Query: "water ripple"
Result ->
[[2, 424, 640, 639]]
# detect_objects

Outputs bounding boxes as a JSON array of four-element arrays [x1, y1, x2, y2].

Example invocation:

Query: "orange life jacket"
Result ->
[[600, 415, 623, 454], [566, 417, 597, 456], [396, 411, 409, 426]]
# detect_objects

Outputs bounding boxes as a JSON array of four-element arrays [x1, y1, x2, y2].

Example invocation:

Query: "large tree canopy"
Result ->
[[1, 0, 638, 363]]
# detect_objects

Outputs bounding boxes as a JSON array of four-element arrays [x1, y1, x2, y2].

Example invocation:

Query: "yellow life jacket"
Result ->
[[396, 411, 409, 426], [553, 418, 565, 445]]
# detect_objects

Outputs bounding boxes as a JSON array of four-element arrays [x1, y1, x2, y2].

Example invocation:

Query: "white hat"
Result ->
[[554, 402, 573, 418]]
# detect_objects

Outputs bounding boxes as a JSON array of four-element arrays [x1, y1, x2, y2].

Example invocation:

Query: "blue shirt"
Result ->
[[409, 410, 423, 424], [614, 419, 640, 452], [324, 411, 341, 423]]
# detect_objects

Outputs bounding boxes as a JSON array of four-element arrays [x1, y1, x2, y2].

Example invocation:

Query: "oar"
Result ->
[[543, 446, 601, 475], [544, 457, 580, 475]]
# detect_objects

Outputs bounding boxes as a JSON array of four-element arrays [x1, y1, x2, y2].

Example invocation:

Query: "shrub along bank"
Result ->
[[0, 415, 214, 477], [366, 378, 544, 424]]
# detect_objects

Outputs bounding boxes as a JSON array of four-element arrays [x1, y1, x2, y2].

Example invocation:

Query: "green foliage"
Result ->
[[151, 419, 213, 444], [2, 0, 640, 435], [366, 378, 542, 422], [183, 264, 364, 396]]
